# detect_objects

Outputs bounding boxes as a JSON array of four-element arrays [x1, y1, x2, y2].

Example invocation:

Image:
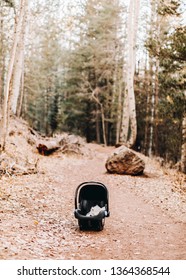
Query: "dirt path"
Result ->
[[0, 144, 186, 259]]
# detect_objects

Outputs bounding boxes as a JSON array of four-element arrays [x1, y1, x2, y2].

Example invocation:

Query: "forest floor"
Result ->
[[0, 117, 186, 260]]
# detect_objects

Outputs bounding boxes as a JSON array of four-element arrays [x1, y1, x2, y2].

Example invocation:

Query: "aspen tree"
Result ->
[[11, 0, 28, 115], [0, 0, 26, 150], [119, 0, 140, 147]]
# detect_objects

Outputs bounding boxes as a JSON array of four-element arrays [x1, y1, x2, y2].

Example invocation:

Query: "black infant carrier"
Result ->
[[74, 181, 110, 231]]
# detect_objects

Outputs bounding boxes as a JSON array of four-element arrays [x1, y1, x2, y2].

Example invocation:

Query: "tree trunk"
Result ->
[[116, 79, 122, 144], [119, 0, 132, 145], [17, 63, 24, 117], [11, 40, 24, 114], [148, 84, 155, 157], [119, 87, 129, 143], [146, 0, 156, 157], [11, 0, 28, 115], [181, 91, 186, 173], [92, 87, 107, 146], [119, 0, 140, 147], [95, 103, 101, 143], [127, 0, 140, 147], [0, 7, 4, 108], [153, 8, 160, 155], [0, 0, 26, 151], [143, 50, 150, 155]]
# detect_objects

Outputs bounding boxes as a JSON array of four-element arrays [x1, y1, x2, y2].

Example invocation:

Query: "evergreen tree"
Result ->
[[158, 24, 185, 163], [23, 1, 64, 135], [138, 0, 185, 163], [61, 0, 123, 144]]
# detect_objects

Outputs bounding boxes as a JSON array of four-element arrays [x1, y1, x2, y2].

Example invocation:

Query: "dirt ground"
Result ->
[[0, 139, 186, 260]]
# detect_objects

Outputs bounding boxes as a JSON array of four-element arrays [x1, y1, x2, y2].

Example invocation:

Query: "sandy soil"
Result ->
[[0, 142, 186, 260]]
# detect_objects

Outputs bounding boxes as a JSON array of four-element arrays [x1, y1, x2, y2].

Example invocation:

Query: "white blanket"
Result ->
[[86, 205, 105, 217]]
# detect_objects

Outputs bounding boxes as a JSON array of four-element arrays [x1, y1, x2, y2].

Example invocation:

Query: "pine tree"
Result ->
[[61, 0, 123, 144], [23, 1, 64, 135], [142, 1, 184, 163]]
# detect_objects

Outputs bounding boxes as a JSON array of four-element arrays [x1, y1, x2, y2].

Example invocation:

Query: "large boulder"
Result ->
[[105, 146, 145, 175]]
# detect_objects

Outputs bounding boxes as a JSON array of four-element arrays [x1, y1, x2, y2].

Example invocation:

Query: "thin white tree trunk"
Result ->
[[0, 0, 25, 150], [119, 87, 129, 143], [119, 1, 132, 144], [17, 59, 24, 117], [119, 0, 140, 147], [147, 0, 159, 156], [11, 0, 28, 114], [127, 0, 140, 147], [92, 87, 107, 146], [11, 40, 24, 114]]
